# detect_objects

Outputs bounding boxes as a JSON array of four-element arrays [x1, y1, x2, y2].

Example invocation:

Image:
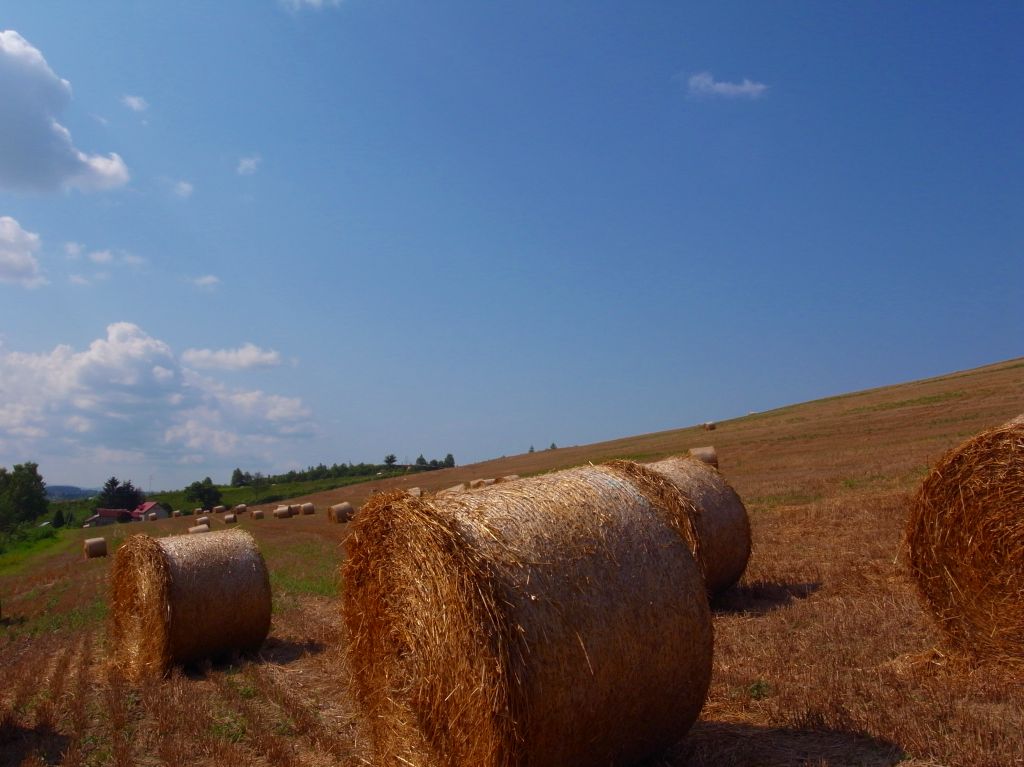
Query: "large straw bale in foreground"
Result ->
[[906, 417, 1024, 658], [110, 529, 271, 680], [83, 537, 107, 558], [343, 466, 712, 767], [622, 456, 751, 596]]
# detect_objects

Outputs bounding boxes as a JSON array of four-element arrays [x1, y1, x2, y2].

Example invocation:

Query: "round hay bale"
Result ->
[[407, 487, 422, 498], [234, 504, 247, 514], [193, 508, 203, 515], [273, 507, 291, 519], [251, 509, 264, 520], [83, 537, 107, 558], [109, 529, 271, 680], [440, 482, 466, 495], [687, 446, 719, 469], [195, 516, 210, 527], [495, 474, 520, 484], [905, 419, 1024, 658], [329, 502, 354, 523], [468, 478, 486, 489], [615, 455, 751, 596], [343, 466, 712, 767], [188, 524, 210, 534], [212, 505, 227, 514], [147, 512, 158, 521], [702, 421, 716, 431], [300, 502, 315, 515], [172, 510, 182, 518], [224, 513, 237, 524]]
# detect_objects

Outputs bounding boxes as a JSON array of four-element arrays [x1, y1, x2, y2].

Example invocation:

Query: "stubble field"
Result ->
[[2, 358, 1022, 767]]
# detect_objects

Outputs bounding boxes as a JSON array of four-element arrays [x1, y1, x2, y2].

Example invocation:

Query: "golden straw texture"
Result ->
[[638, 456, 751, 596], [906, 419, 1024, 658], [83, 537, 107, 558], [343, 465, 713, 767], [109, 529, 272, 680]]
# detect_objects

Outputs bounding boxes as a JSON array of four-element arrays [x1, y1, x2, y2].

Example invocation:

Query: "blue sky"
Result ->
[[1, 2, 1020, 489]]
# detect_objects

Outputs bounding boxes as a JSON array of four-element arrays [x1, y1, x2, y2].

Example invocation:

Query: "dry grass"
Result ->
[[1, 356, 1023, 766]]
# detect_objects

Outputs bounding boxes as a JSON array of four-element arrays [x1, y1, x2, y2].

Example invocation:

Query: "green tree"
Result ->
[[384, 454, 397, 467], [230, 467, 247, 487], [549, 442, 557, 450], [52, 507, 66, 528], [443, 453, 455, 468], [184, 477, 222, 510], [96, 477, 145, 511], [528, 445, 535, 453], [415, 454, 427, 467], [0, 462, 49, 532]]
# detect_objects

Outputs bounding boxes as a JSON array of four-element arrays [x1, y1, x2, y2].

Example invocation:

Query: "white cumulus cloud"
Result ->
[[0, 322, 314, 474], [687, 71, 768, 99], [237, 155, 261, 175], [121, 94, 148, 112], [0, 216, 46, 288], [0, 30, 129, 193], [182, 343, 283, 371], [192, 274, 220, 290]]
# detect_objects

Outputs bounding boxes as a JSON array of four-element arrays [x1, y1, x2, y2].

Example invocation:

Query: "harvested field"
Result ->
[[1, 357, 1023, 766]]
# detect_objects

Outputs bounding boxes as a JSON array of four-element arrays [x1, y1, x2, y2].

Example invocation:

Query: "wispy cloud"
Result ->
[[88, 249, 113, 264], [237, 155, 261, 175], [0, 30, 129, 193], [121, 94, 148, 112], [192, 274, 220, 290], [182, 343, 282, 371], [686, 71, 768, 99], [173, 180, 193, 198], [64, 241, 83, 259], [281, 0, 343, 9], [0, 216, 46, 288]]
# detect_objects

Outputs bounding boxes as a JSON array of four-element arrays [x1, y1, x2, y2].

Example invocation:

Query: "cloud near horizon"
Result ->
[[0, 216, 46, 288], [0, 322, 313, 478], [686, 71, 768, 99], [0, 30, 129, 193], [182, 343, 283, 371]]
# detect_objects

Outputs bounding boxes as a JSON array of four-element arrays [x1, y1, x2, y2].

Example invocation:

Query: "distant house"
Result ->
[[83, 508, 133, 527], [132, 501, 167, 521], [82, 502, 167, 528]]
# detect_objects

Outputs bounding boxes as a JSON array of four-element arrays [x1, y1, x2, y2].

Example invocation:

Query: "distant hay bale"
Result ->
[[83, 537, 107, 559], [607, 455, 750, 596], [687, 446, 719, 469], [467, 479, 487, 489], [407, 487, 422, 498], [273, 507, 291, 519], [343, 466, 712, 767], [495, 474, 520, 484], [195, 516, 210, 527], [481, 478, 496, 486], [213, 505, 227, 514], [147, 512, 158, 521], [188, 524, 210, 534], [172, 510, 182, 518], [905, 418, 1024, 658], [300, 502, 315, 515], [109, 529, 271, 680], [234, 504, 247, 514], [193, 508, 203, 515], [251, 510, 264, 520], [440, 482, 466, 495], [702, 421, 716, 431], [224, 513, 237, 524], [328, 502, 354, 523]]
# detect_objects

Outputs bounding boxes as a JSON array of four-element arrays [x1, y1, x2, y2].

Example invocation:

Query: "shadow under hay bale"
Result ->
[[605, 455, 751, 596], [712, 580, 821, 616], [109, 528, 272, 680], [83, 537, 107, 558], [905, 417, 1024, 659], [343, 466, 712, 767]]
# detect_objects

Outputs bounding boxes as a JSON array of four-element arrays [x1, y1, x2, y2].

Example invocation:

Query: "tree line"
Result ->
[[229, 453, 455, 488]]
